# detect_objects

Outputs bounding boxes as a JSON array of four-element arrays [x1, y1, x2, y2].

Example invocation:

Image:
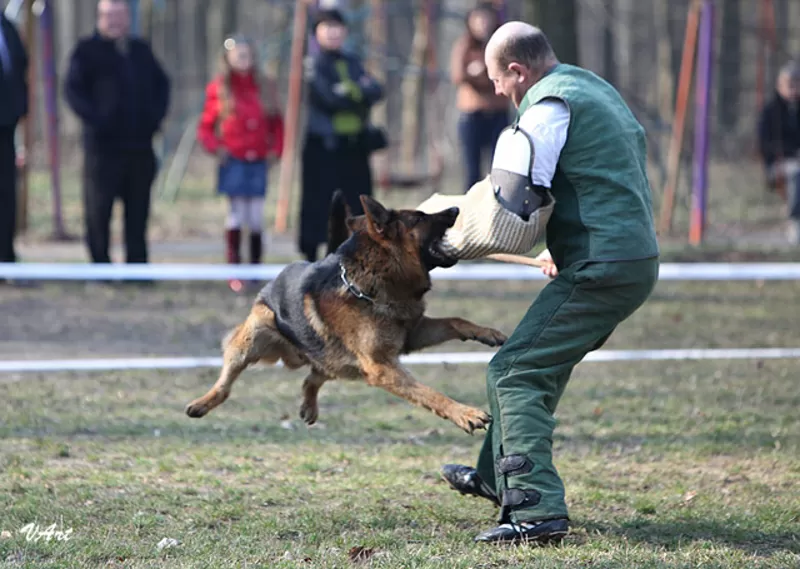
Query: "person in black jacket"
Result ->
[[0, 11, 28, 276], [299, 8, 384, 262], [64, 0, 170, 265], [758, 61, 800, 243]]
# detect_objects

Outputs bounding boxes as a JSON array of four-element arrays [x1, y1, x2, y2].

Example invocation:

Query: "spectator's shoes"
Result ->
[[474, 518, 569, 545], [440, 464, 499, 506]]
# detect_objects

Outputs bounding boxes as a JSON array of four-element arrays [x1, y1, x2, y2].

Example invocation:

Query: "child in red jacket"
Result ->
[[198, 35, 284, 292]]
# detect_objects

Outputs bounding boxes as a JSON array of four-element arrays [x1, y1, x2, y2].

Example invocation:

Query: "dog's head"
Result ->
[[346, 195, 459, 272]]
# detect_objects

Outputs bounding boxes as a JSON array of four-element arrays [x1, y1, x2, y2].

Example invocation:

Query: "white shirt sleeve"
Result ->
[[516, 98, 570, 188]]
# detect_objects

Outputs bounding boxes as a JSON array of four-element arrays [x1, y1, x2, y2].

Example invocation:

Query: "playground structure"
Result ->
[[5, 0, 792, 247]]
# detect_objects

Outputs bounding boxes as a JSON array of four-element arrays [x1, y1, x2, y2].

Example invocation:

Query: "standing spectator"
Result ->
[[0, 9, 28, 284], [64, 0, 170, 267], [450, 3, 510, 192], [197, 34, 284, 293], [758, 61, 800, 244], [299, 8, 384, 262]]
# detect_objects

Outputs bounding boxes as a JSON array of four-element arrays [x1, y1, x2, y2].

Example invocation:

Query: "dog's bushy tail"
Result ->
[[326, 189, 351, 255]]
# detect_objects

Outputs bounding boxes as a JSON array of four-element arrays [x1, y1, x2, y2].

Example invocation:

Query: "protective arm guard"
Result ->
[[417, 125, 555, 260]]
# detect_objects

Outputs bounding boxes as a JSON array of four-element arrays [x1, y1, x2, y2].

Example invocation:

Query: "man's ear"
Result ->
[[360, 195, 391, 236], [508, 62, 525, 82]]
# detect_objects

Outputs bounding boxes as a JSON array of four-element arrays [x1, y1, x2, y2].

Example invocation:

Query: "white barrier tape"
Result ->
[[2, 348, 799, 374], [1, 262, 800, 281]]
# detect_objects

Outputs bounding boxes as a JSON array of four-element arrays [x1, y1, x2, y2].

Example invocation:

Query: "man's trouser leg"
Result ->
[[476, 257, 659, 524], [121, 149, 156, 264], [0, 127, 17, 263], [789, 173, 800, 220], [83, 150, 121, 264]]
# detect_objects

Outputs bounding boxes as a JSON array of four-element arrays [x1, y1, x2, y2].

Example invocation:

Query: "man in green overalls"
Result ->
[[440, 21, 660, 544]]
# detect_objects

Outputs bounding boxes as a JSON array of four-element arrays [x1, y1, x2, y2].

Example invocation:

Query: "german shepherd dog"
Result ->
[[185, 192, 507, 433]]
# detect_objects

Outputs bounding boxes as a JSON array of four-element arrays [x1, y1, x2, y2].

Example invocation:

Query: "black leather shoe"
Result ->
[[474, 518, 569, 544], [440, 464, 499, 506]]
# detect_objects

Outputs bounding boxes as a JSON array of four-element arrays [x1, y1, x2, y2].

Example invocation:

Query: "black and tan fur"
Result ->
[[185, 192, 506, 433]]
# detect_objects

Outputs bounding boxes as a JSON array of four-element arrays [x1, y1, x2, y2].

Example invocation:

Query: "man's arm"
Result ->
[[5, 16, 29, 119], [516, 98, 570, 188], [516, 99, 570, 278], [63, 44, 102, 127], [305, 56, 362, 113], [757, 103, 779, 169], [148, 45, 171, 129], [356, 72, 384, 107]]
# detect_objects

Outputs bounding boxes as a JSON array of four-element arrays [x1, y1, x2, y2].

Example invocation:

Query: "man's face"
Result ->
[[316, 21, 347, 51], [777, 72, 800, 104], [97, 0, 130, 40], [486, 53, 526, 108]]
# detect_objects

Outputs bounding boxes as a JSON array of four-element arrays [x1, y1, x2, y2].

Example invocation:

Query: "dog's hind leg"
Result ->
[[186, 303, 290, 418], [298, 370, 328, 425], [359, 358, 491, 435], [403, 317, 507, 353]]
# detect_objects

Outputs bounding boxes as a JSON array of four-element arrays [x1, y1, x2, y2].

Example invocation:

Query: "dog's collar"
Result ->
[[340, 262, 375, 303]]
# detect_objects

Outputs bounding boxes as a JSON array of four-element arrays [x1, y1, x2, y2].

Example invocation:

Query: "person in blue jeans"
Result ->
[[450, 3, 510, 192]]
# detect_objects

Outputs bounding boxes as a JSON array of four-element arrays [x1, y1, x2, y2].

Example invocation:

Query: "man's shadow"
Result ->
[[577, 517, 799, 557]]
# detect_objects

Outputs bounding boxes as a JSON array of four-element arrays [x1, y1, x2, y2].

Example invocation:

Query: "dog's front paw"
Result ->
[[299, 399, 319, 425], [185, 400, 210, 418], [472, 327, 507, 347], [451, 405, 491, 435]]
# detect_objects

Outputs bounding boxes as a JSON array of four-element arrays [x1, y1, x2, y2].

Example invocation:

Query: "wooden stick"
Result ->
[[658, 0, 701, 237], [17, 0, 36, 237], [486, 253, 549, 269], [273, 0, 311, 234]]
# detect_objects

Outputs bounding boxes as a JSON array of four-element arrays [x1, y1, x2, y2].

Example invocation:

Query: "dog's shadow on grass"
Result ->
[[578, 517, 800, 557]]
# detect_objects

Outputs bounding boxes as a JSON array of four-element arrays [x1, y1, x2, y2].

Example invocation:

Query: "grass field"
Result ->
[[1, 277, 799, 568]]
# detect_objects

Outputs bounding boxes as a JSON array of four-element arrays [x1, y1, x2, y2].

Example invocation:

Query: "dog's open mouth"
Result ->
[[425, 236, 457, 268], [427, 240, 450, 261]]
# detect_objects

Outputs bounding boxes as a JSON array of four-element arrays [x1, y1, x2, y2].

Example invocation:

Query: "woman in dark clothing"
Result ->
[[299, 8, 385, 262], [758, 61, 800, 243]]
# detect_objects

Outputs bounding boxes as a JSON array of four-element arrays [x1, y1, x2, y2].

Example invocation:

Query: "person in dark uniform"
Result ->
[[64, 0, 170, 266], [299, 8, 384, 262], [0, 9, 28, 280], [758, 61, 800, 244]]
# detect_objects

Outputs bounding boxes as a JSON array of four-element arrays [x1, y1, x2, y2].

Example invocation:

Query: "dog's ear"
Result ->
[[326, 190, 352, 253], [346, 215, 366, 232], [360, 195, 391, 236]]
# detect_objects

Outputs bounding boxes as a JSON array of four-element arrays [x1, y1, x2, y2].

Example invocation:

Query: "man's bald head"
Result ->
[[486, 22, 556, 73], [484, 21, 558, 108]]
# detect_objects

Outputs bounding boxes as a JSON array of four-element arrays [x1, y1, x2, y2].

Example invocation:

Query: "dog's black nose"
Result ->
[[445, 207, 459, 218]]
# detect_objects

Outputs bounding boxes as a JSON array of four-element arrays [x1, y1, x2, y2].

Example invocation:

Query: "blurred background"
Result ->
[[6, 0, 800, 261]]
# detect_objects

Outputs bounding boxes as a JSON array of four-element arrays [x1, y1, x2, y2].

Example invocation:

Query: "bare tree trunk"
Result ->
[[774, 0, 788, 56], [716, 0, 740, 139], [612, 0, 634, 95], [549, 0, 579, 65], [194, 0, 210, 83], [400, 2, 427, 174], [523, 0, 579, 65], [367, 0, 389, 186], [264, 1, 290, 81], [788, 1, 800, 61], [654, 0, 675, 127], [602, 0, 615, 84], [206, 0, 239, 77]]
